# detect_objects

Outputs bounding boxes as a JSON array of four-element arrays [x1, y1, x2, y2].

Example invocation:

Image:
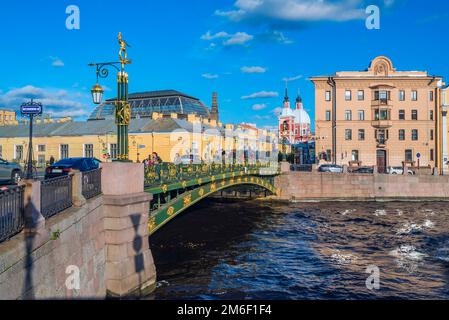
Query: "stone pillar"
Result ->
[[71, 171, 87, 207], [403, 165, 408, 175], [101, 162, 156, 298], [20, 180, 45, 232], [280, 161, 290, 173]]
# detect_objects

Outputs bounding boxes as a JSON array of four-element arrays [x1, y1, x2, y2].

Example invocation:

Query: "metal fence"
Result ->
[[0, 186, 25, 243], [82, 169, 102, 199], [41, 176, 73, 219]]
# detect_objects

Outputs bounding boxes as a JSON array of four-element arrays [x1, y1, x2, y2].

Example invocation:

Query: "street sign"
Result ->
[[417, 153, 421, 159], [21, 103, 43, 115], [139, 145, 146, 149]]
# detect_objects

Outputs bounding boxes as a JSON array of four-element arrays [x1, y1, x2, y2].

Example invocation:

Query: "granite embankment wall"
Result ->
[[0, 163, 156, 300], [275, 172, 449, 201]]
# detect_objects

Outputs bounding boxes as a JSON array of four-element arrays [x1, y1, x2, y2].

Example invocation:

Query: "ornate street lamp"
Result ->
[[282, 121, 288, 162], [89, 32, 132, 162]]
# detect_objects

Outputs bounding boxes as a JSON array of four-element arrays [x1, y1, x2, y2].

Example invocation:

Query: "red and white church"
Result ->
[[278, 88, 312, 144]]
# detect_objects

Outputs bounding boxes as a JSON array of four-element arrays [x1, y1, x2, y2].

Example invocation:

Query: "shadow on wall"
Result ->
[[22, 196, 37, 299], [130, 213, 144, 297]]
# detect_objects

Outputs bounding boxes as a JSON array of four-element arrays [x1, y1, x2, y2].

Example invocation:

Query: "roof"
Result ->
[[106, 90, 199, 102], [0, 118, 223, 139]]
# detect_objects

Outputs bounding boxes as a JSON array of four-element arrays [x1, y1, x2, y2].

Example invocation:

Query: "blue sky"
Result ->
[[0, 0, 448, 129]]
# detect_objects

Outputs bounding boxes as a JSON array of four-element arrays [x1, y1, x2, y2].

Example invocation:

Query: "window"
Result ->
[[358, 110, 365, 121], [430, 110, 434, 121], [325, 91, 331, 102], [399, 110, 405, 120], [430, 149, 434, 161], [352, 150, 359, 162], [15, 145, 23, 161], [399, 129, 405, 141], [345, 90, 352, 101], [326, 149, 332, 162], [358, 129, 365, 141], [430, 130, 434, 141], [412, 110, 418, 120], [412, 129, 419, 141], [38, 145, 46, 152], [405, 149, 413, 162], [429, 91, 434, 102], [412, 90, 418, 101], [110, 143, 118, 159], [60, 144, 69, 159], [376, 129, 388, 144], [38, 155, 46, 167], [345, 110, 352, 121], [326, 110, 331, 121], [375, 90, 390, 102], [84, 144, 94, 158], [345, 129, 352, 141], [358, 90, 364, 101], [399, 90, 406, 101]]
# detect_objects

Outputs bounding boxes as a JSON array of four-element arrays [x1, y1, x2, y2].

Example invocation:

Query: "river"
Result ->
[[147, 199, 449, 300]]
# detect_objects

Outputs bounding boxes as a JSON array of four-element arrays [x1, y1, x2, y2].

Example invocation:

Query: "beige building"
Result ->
[[441, 85, 449, 173], [311, 56, 442, 171], [0, 110, 18, 126]]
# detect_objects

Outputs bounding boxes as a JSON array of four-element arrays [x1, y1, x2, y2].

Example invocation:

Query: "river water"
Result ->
[[147, 199, 449, 300]]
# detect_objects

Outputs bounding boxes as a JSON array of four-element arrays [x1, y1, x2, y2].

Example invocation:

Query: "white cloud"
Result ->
[[201, 31, 230, 40], [242, 91, 279, 99], [0, 85, 91, 119], [49, 56, 65, 68], [223, 32, 253, 46], [272, 107, 283, 116], [282, 74, 303, 82], [252, 103, 267, 110], [201, 30, 254, 47], [202, 73, 219, 79], [241, 66, 267, 74], [269, 31, 294, 44], [216, 0, 367, 24]]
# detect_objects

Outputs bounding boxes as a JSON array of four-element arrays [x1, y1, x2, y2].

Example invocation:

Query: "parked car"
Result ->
[[318, 164, 344, 173], [387, 166, 415, 175], [45, 158, 101, 180], [352, 167, 374, 174], [0, 158, 22, 184]]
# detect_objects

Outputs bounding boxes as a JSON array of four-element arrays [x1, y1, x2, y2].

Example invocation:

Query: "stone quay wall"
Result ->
[[275, 171, 449, 201], [0, 163, 156, 300]]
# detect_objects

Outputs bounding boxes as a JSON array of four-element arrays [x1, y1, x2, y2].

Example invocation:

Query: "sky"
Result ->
[[0, 0, 448, 130]]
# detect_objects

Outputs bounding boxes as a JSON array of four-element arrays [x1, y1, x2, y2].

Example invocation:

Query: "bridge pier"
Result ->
[[101, 163, 157, 298]]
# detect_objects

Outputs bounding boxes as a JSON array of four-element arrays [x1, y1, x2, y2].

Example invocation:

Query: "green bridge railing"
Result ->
[[144, 162, 278, 194]]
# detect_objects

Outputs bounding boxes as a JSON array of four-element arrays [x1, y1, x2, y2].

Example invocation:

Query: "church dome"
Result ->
[[293, 108, 311, 125]]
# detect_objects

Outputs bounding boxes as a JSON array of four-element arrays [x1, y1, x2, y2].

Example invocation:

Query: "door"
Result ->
[[377, 150, 387, 174]]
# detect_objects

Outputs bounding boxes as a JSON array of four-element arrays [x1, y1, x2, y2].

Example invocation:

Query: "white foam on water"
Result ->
[[341, 209, 356, 216], [390, 245, 427, 261], [423, 220, 435, 228], [396, 209, 403, 216], [397, 220, 435, 235], [329, 250, 358, 265], [374, 209, 387, 217]]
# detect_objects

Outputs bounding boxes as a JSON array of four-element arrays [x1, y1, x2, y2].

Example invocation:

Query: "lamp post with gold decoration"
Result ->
[[89, 32, 132, 162]]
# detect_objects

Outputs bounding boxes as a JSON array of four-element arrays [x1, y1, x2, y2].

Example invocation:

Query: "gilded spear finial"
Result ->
[[118, 32, 131, 66]]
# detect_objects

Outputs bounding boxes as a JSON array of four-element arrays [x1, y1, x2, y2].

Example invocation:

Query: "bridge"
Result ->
[[144, 163, 280, 235]]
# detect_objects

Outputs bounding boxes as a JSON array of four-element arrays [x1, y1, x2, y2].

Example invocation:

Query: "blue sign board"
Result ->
[[417, 153, 421, 159], [21, 103, 43, 115], [139, 145, 146, 149]]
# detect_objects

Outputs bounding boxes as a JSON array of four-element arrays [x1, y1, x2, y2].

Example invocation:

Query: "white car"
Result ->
[[388, 166, 414, 175]]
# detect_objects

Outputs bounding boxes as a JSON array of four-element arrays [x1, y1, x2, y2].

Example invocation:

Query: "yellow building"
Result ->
[[0, 112, 276, 167], [441, 85, 449, 173], [0, 110, 18, 126], [311, 56, 442, 171]]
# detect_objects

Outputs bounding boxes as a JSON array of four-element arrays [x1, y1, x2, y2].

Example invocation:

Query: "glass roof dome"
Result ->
[[88, 90, 211, 120]]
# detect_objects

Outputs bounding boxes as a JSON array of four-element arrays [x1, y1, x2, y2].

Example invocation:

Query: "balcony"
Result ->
[[371, 99, 392, 108], [371, 120, 393, 128]]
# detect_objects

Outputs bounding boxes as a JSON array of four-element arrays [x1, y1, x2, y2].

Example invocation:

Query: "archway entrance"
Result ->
[[377, 149, 387, 173]]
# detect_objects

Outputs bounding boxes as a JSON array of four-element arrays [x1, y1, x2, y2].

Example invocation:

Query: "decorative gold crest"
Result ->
[[162, 185, 168, 193], [148, 217, 156, 232], [167, 207, 175, 216], [183, 195, 192, 207], [211, 183, 216, 192], [199, 188, 205, 197]]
